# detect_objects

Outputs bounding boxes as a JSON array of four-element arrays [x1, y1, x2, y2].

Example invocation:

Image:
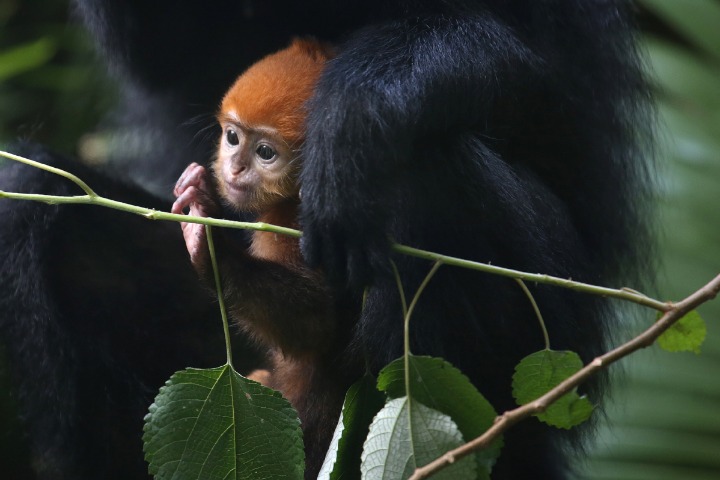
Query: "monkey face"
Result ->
[[214, 121, 299, 213]]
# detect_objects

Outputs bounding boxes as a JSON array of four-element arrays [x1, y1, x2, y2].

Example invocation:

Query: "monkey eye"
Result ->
[[226, 128, 239, 146], [256, 144, 276, 161]]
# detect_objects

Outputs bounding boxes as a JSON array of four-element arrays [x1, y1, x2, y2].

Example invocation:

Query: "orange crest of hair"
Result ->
[[220, 38, 334, 148]]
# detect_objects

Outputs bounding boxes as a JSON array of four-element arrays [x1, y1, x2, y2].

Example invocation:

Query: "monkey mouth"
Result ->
[[221, 181, 253, 208], [224, 180, 250, 194], [223, 181, 274, 213]]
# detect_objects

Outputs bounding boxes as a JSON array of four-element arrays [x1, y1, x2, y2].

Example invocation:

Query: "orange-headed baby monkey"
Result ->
[[172, 38, 352, 476]]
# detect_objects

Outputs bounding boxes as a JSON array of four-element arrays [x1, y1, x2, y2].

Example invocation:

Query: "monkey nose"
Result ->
[[229, 162, 248, 176]]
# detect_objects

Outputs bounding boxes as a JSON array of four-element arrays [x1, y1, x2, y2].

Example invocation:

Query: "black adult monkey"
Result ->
[[0, 1, 651, 479]]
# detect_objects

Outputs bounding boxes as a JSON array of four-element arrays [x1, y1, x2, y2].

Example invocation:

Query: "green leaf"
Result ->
[[0, 37, 57, 81], [143, 365, 304, 480], [361, 397, 476, 480], [512, 350, 593, 429], [377, 355, 500, 478], [319, 374, 385, 480], [645, 37, 720, 112], [640, 0, 720, 62], [657, 310, 707, 354]]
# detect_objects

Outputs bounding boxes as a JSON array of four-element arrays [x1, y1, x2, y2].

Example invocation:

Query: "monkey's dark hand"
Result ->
[[172, 162, 220, 272]]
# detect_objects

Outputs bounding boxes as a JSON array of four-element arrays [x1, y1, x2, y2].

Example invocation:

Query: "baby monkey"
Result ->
[[172, 39, 348, 474]]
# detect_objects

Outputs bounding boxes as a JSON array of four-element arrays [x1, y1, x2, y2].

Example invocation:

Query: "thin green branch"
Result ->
[[0, 190, 302, 238], [0, 150, 670, 312], [392, 244, 669, 312], [0, 150, 96, 196], [515, 279, 551, 350], [404, 261, 443, 396], [390, 259, 409, 319], [206, 225, 234, 368]]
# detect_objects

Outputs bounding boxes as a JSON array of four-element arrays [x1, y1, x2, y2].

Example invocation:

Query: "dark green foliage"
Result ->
[[143, 366, 304, 480], [0, 0, 114, 154], [361, 397, 476, 480], [657, 310, 706, 355], [512, 350, 593, 430], [319, 374, 385, 479], [378, 355, 501, 478]]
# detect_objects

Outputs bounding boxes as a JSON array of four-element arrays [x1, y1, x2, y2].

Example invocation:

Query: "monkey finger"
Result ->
[[173, 163, 196, 196], [172, 186, 214, 216], [171, 197, 188, 215], [171, 189, 194, 215], [186, 224, 209, 267], [188, 200, 210, 219], [173, 162, 204, 197]]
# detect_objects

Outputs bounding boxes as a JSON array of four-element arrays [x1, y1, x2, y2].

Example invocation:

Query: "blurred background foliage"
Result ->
[[579, 1, 720, 479], [0, 0, 718, 479], [0, 0, 114, 154]]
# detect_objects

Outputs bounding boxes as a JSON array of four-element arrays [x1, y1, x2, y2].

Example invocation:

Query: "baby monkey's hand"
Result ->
[[172, 162, 220, 272]]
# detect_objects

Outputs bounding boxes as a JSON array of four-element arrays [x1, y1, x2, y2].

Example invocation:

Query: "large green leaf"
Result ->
[[143, 366, 304, 480], [319, 374, 386, 480], [360, 397, 476, 480], [377, 355, 501, 477]]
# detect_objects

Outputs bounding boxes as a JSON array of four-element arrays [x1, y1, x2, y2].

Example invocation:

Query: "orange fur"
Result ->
[[250, 199, 303, 264], [220, 38, 334, 148], [213, 38, 335, 351], [177, 39, 348, 477], [214, 40, 343, 436]]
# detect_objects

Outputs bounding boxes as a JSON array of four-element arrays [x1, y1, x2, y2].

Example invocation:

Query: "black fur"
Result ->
[[0, 1, 652, 479], [0, 145, 261, 479]]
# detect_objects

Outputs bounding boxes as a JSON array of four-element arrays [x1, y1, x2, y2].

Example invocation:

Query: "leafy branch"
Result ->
[[408, 273, 720, 480], [2, 149, 717, 479]]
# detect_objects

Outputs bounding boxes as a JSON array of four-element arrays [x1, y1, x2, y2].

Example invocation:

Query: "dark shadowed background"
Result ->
[[0, 0, 718, 478]]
